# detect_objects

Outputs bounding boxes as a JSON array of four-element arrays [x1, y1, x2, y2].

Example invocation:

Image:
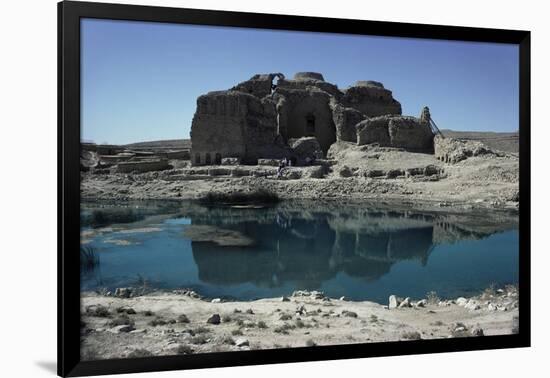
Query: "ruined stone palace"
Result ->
[[190, 72, 434, 166]]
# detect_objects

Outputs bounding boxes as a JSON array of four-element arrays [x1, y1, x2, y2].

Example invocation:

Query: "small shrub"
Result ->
[[148, 317, 167, 327], [127, 349, 152, 358], [257, 321, 268, 329], [482, 283, 497, 298], [80, 246, 100, 272], [369, 315, 378, 323], [236, 319, 245, 327], [231, 329, 244, 336], [305, 339, 316, 347], [279, 314, 292, 321], [176, 345, 194, 355], [190, 334, 209, 345], [177, 314, 190, 323], [86, 305, 110, 318], [222, 336, 235, 345], [401, 331, 422, 340], [233, 309, 242, 314], [431, 320, 444, 326], [193, 326, 211, 334], [116, 307, 136, 315], [222, 315, 232, 323], [426, 291, 440, 305], [274, 323, 296, 335], [295, 319, 305, 328], [143, 310, 154, 317], [245, 309, 254, 315], [109, 314, 134, 327]]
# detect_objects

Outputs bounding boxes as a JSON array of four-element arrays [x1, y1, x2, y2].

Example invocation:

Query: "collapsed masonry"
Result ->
[[190, 72, 435, 166]]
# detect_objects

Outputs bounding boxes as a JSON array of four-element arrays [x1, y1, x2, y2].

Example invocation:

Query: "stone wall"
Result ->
[[356, 116, 392, 146], [277, 88, 336, 154], [190, 72, 434, 164], [231, 73, 284, 98], [116, 159, 170, 173], [191, 90, 285, 165], [329, 99, 366, 143], [388, 117, 434, 152], [357, 115, 434, 153], [341, 82, 402, 117]]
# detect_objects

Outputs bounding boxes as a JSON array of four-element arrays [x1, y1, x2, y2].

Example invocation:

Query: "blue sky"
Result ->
[[81, 19, 518, 144]]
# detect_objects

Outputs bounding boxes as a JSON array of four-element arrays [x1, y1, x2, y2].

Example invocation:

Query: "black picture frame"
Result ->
[[58, 1, 531, 376]]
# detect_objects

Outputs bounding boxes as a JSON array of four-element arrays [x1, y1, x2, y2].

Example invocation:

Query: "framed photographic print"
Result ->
[[58, 0, 530, 376]]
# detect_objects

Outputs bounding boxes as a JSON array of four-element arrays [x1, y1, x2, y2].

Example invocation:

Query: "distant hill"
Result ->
[[124, 139, 191, 150], [440, 130, 519, 154]]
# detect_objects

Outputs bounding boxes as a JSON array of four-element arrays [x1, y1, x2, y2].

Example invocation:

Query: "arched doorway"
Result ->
[[306, 113, 316, 136]]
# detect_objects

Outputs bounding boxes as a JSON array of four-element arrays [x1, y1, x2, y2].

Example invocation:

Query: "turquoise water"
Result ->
[[80, 201, 519, 303]]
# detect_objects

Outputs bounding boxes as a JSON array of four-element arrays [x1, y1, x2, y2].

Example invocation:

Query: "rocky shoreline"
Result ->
[[80, 285, 519, 360]]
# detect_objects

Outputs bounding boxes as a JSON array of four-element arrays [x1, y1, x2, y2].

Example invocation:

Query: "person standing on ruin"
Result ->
[[277, 160, 284, 179]]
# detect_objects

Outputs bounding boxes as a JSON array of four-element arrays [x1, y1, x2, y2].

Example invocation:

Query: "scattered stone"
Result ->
[[175, 345, 195, 355], [415, 299, 427, 308], [399, 297, 411, 308], [470, 327, 484, 337], [401, 331, 422, 340], [207, 314, 221, 325], [388, 295, 399, 309], [130, 329, 147, 334], [342, 310, 358, 318], [339, 296, 347, 301], [221, 157, 240, 166], [114, 287, 132, 298], [235, 338, 250, 347], [281, 296, 290, 302], [109, 324, 135, 333], [464, 301, 481, 311], [245, 309, 254, 315], [211, 298, 222, 303], [456, 297, 468, 306], [310, 291, 325, 300]]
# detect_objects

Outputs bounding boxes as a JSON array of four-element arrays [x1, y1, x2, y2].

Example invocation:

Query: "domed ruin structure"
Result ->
[[190, 72, 434, 165]]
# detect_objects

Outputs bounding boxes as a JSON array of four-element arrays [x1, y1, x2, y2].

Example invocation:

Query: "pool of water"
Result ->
[[80, 200, 519, 303]]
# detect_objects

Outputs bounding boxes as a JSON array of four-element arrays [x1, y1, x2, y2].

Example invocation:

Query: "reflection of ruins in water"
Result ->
[[186, 203, 517, 290]]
